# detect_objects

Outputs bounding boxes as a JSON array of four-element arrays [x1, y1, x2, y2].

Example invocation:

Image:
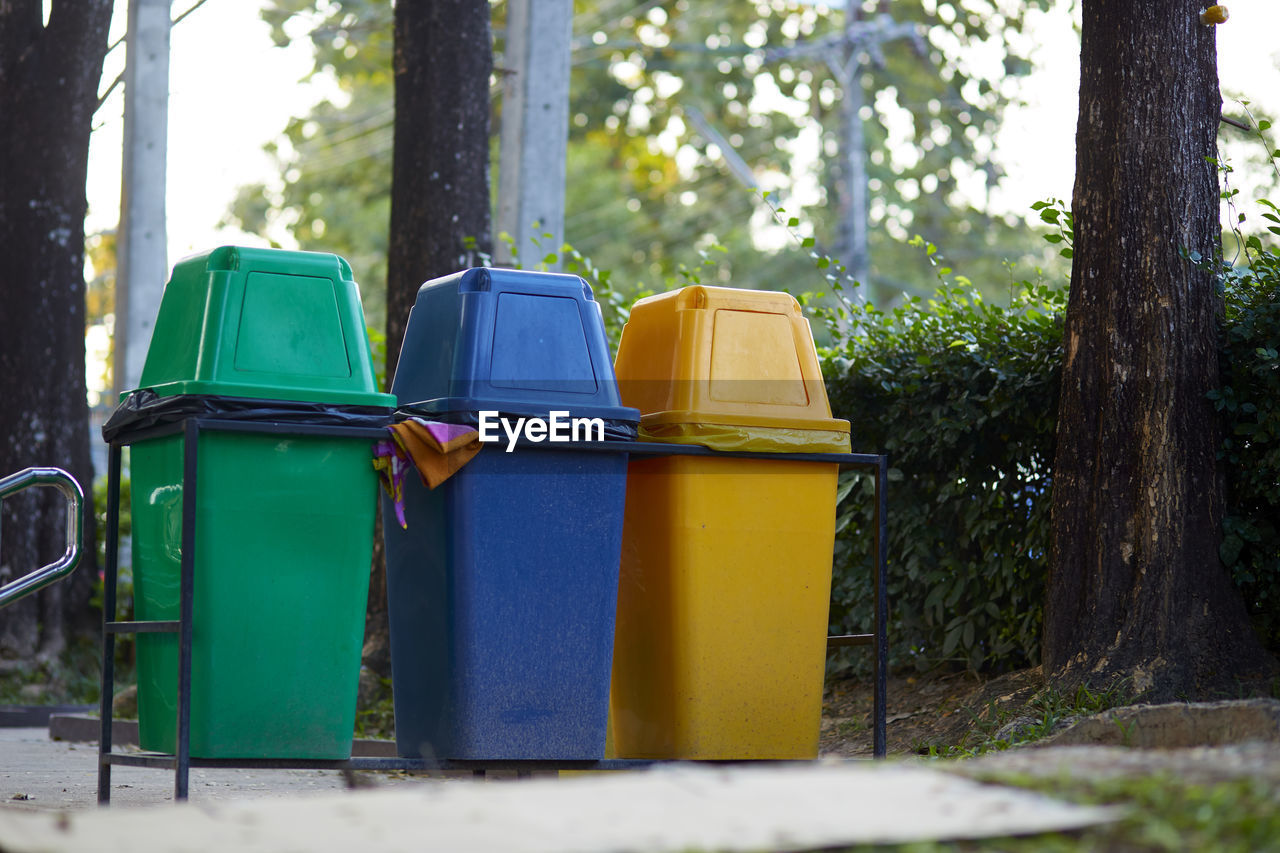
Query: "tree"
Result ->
[[229, 0, 1060, 330], [1044, 1, 1275, 698], [358, 0, 493, 676], [563, 0, 1056, 307], [236, 0, 394, 327], [0, 1, 112, 661], [386, 0, 493, 376]]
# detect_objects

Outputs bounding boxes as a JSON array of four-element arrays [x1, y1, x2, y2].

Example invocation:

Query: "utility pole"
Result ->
[[496, 0, 572, 269], [820, 14, 921, 305], [835, 58, 870, 300], [756, 13, 920, 305], [114, 0, 170, 396], [682, 104, 760, 193]]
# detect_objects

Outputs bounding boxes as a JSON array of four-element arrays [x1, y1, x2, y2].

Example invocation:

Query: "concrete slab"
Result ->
[[46, 716, 141, 749], [0, 707, 95, 728], [1037, 699, 1280, 749], [0, 729, 1118, 853], [965, 742, 1280, 785], [1, 728, 414, 811], [44, 715, 400, 757]]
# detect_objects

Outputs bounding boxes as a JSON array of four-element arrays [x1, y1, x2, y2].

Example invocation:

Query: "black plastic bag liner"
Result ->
[[103, 390, 394, 444], [396, 405, 639, 443]]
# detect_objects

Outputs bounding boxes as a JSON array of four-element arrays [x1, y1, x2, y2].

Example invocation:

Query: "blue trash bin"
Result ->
[[384, 268, 638, 760]]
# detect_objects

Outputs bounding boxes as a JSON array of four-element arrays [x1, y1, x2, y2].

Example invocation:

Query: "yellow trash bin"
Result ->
[[609, 285, 851, 759]]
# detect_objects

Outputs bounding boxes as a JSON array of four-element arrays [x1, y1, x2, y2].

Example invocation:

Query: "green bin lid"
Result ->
[[136, 246, 393, 407]]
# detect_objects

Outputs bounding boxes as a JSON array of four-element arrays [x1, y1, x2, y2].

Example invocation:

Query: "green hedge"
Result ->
[[823, 276, 1064, 673], [822, 237, 1280, 674], [1215, 227, 1280, 654]]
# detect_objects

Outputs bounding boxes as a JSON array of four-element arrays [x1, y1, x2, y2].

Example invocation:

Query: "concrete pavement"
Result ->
[[1, 727, 416, 811], [0, 725, 1121, 851]]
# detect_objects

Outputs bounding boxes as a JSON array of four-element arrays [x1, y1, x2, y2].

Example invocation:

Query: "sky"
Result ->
[[994, 2, 1280, 215], [84, 1, 1280, 275]]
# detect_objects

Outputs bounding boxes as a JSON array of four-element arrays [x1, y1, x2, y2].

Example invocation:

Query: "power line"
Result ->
[[297, 107, 396, 153]]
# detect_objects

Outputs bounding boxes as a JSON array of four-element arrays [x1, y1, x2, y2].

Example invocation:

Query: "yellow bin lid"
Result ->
[[614, 285, 850, 449]]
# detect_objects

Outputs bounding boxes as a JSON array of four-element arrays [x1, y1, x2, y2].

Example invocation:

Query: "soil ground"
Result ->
[[820, 666, 1072, 758], [822, 668, 974, 757], [819, 663, 1280, 759]]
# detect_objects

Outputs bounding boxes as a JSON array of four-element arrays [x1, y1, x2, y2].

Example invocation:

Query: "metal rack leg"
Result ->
[[873, 456, 888, 759], [175, 419, 198, 801], [97, 444, 123, 805]]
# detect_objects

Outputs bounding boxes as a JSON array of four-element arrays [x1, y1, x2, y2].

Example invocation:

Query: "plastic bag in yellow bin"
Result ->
[[638, 421, 851, 454]]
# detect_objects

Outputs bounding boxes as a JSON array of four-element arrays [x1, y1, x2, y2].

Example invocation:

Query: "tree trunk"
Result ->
[[363, 0, 494, 676], [0, 1, 111, 662], [1044, 0, 1275, 698], [386, 0, 494, 377]]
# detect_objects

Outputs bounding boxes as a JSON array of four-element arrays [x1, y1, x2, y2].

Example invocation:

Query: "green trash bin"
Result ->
[[112, 246, 394, 759]]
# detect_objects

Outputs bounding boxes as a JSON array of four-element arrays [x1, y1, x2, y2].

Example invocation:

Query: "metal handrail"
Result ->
[[0, 467, 85, 609]]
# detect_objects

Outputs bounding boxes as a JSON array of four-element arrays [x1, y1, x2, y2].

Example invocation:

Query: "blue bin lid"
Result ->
[[391, 268, 639, 424]]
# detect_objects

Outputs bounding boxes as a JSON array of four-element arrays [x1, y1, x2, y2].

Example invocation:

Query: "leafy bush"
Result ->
[[823, 162, 1280, 673], [91, 471, 131, 615], [91, 470, 136, 675], [823, 248, 1065, 673], [1214, 215, 1280, 653], [1207, 111, 1280, 654]]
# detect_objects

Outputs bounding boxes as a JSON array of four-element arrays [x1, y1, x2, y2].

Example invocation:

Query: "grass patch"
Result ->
[[832, 771, 1280, 852], [918, 680, 1132, 758], [354, 675, 395, 740]]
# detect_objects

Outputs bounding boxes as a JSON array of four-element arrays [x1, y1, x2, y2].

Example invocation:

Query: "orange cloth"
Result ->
[[390, 418, 483, 489]]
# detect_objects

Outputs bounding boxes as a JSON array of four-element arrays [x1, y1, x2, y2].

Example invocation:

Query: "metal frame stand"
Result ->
[[97, 417, 888, 804]]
